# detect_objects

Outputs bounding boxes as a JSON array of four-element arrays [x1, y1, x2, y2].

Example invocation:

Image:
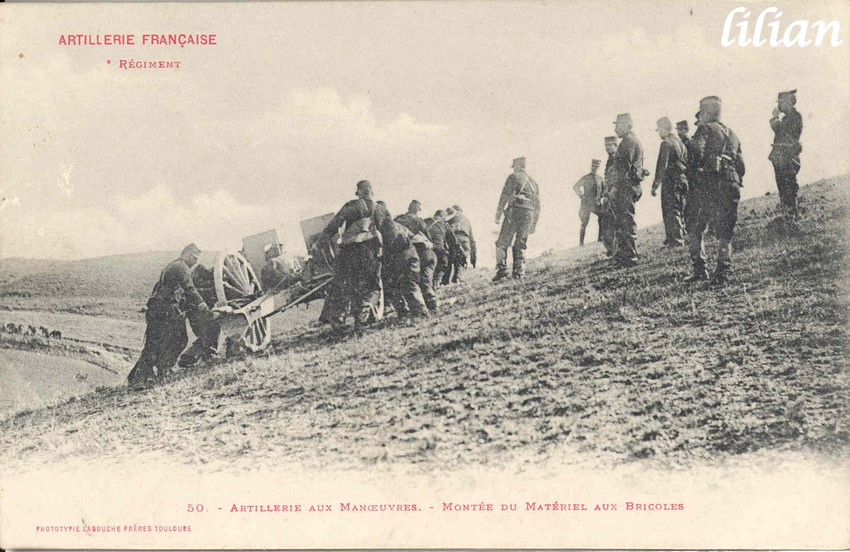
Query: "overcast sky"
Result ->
[[1, 0, 848, 262]]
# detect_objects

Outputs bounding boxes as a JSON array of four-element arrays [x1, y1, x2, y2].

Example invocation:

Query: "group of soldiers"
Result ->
[[127, 184, 480, 388], [316, 180, 477, 332], [127, 89, 803, 389], [570, 90, 802, 284]]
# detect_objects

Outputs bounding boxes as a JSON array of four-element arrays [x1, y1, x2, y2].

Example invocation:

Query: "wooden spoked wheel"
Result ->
[[213, 250, 271, 352]]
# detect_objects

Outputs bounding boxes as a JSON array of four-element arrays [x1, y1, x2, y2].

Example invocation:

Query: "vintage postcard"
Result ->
[[1, 0, 848, 549]]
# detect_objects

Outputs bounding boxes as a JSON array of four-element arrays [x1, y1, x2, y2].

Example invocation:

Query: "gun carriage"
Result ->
[[206, 213, 339, 352]]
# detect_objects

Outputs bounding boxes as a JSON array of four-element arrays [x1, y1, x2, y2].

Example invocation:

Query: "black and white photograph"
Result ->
[[1, 1, 848, 548]]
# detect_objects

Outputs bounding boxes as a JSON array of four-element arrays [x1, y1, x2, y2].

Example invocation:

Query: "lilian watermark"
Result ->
[[722, 7, 844, 47]]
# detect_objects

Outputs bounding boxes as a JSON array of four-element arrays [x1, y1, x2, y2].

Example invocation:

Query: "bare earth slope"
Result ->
[[1, 176, 848, 473]]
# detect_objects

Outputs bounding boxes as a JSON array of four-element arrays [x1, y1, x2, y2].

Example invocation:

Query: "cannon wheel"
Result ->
[[213, 250, 271, 352]]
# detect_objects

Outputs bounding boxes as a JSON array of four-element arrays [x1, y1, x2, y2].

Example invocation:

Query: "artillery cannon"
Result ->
[[208, 214, 339, 352]]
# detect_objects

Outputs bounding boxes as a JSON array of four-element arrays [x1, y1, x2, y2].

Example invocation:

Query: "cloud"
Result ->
[[0, 185, 278, 259]]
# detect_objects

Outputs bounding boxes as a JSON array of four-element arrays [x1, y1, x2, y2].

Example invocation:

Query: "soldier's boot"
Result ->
[[512, 247, 526, 280], [683, 262, 709, 283], [492, 248, 509, 282], [710, 242, 733, 285], [512, 260, 526, 280], [579, 226, 586, 247]]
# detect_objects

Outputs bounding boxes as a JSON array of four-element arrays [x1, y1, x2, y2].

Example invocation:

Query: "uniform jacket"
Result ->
[[769, 109, 803, 163], [603, 153, 617, 197], [654, 134, 688, 188], [324, 198, 391, 246], [610, 131, 645, 194], [496, 171, 541, 220], [770, 109, 803, 147], [424, 218, 459, 254], [261, 257, 294, 291], [395, 213, 429, 236], [691, 121, 745, 184], [573, 172, 603, 206], [448, 211, 475, 245], [151, 258, 206, 312]]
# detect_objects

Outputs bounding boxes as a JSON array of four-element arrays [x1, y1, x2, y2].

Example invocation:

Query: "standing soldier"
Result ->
[[395, 200, 439, 312], [128, 243, 211, 390], [676, 120, 691, 149], [609, 114, 647, 268], [600, 136, 619, 257], [678, 120, 696, 228], [684, 96, 745, 286], [572, 159, 604, 246], [494, 156, 541, 281], [445, 205, 476, 283], [651, 117, 688, 247], [321, 180, 387, 332], [769, 89, 803, 219]]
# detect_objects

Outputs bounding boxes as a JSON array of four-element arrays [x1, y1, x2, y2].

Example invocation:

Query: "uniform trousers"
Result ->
[[613, 185, 641, 264], [385, 245, 428, 317], [326, 240, 382, 328], [128, 297, 188, 384], [686, 175, 741, 271], [661, 180, 687, 246], [496, 207, 535, 268]]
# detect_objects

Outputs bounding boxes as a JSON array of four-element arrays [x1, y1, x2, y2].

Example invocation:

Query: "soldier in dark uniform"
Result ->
[[600, 136, 619, 257], [651, 117, 688, 247], [445, 205, 476, 283], [178, 263, 221, 368], [572, 159, 604, 246], [128, 243, 211, 389], [321, 180, 387, 331], [769, 89, 803, 219], [678, 120, 696, 228], [395, 200, 438, 312], [609, 114, 647, 268], [676, 120, 691, 149], [260, 243, 297, 291], [494, 156, 541, 281], [375, 201, 429, 320], [425, 210, 459, 288], [684, 96, 745, 286]]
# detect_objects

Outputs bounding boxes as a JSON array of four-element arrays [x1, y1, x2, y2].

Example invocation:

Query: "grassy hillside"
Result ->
[[1, 176, 848, 472], [0, 258, 68, 288], [0, 250, 218, 319]]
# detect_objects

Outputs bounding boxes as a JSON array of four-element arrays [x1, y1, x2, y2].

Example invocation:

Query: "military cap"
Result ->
[[355, 180, 373, 197], [604, 136, 618, 144], [591, 159, 602, 167], [699, 96, 722, 115], [613, 113, 633, 125], [452, 204, 463, 212], [408, 199, 421, 212], [181, 243, 201, 257], [676, 120, 689, 132], [434, 209, 446, 218], [777, 89, 797, 102], [656, 117, 673, 132], [512, 157, 526, 169], [446, 206, 456, 215]]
